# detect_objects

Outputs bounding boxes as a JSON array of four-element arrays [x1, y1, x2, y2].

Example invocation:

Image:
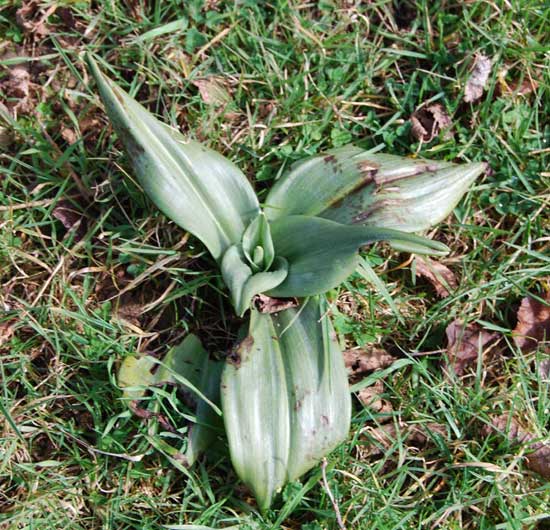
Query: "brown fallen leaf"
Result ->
[[253, 294, 298, 314], [410, 103, 453, 142], [52, 200, 87, 241], [344, 347, 396, 382], [483, 415, 550, 479], [500, 77, 539, 97], [512, 292, 550, 353], [192, 76, 231, 107], [115, 299, 145, 328], [464, 53, 492, 103], [0, 124, 13, 149], [57, 7, 76, 30], [61, 127, 78, 145], [0, 47, 38, 116], [16, 0, 54, 38], [357, 380, 393, 415], [0, 320, 15, 348], [445, 320, 499, 375], [359, 422, 447, 457], [415, 256, 457, 298]]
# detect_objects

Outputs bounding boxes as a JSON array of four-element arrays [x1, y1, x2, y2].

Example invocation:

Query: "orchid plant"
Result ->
[[86, 54, 486, 512]]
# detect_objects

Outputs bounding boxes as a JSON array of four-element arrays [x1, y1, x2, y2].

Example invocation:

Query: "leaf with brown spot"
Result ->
[[415, 256, 457, 298], [445, 320, 499, 375], [344, 347, 396, 382], [253, 293, 298, 314], [464, 53, 492, 103], [512, 293, 550, 353], [483, 415, 550, 478], [52, 200, 87, 241], [192, 76, 231, 107], [359, 422, 447, 457], [410, 103, 453, 142]]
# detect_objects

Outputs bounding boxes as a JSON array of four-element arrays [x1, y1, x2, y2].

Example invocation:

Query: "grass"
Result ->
[[1, 0, 549, 528]]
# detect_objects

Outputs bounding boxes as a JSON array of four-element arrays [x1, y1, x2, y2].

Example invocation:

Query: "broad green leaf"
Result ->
[[272, 298, 351, 480], [86, 54, 259, 260], [267, 216, 449, 298], [187, 361, 223, 466], [221, 298, 350, 511], [118, 335, 222, 465], [221, 309, 290, 512], [221, 245, 254, 314], [265, 147, 486, 233], [264, 145, 368, 219]]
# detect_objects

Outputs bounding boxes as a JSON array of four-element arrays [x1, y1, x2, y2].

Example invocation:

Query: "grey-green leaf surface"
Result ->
[[272, 298, 351, 480], [265, 146, 485, 233], [160, 335, 223, 466], [86, 54, 259, 261], [221, 309, 290, 512], [241, 213, 275, 271], [221, 246, 288, 316], [118, 335, 222, 466], [221, 298, 351, 512], [267, 215, 449, 298]]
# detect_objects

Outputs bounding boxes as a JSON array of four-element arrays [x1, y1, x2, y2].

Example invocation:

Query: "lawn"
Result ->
[[1, 1, 549, 529]]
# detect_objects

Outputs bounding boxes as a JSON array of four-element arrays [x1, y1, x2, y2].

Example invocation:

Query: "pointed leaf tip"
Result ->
[[265, 148, 486, 234], [221, 299, 350, 511], [85, 55, 260, 260]]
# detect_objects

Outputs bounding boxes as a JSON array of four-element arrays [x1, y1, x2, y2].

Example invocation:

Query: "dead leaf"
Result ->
[[410, 103, 453, 142], [192, 77, 231, 106], [57, 7, 76, 30], [253, 294, 299, 314], [359, 422, 446, 457], [0, 125, 13, 149], [61, 127, 78, 145], [464, 53, 492, 103], [0, 48, 35, 116], [415, 256, 457, 298], [344, 347, 396, 382], [497, 68, 539, 98], [15, 0, 57, 38], [16, 1, 55, 38], [52, 200, 87, 241], [445, 320, 499, 375], [483, 415, 550, 478], [115, 300, 144, 328], [357, 380, 393, 415], [0, 321, 15, 348], [512, 293, 550, 353]]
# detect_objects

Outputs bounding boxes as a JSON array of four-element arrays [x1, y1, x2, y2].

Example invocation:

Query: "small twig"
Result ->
[[321, 458, 347, 530]]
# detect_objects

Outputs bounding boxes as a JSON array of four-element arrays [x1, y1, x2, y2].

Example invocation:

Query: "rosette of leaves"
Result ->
[[86, 54, 486, 512]]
